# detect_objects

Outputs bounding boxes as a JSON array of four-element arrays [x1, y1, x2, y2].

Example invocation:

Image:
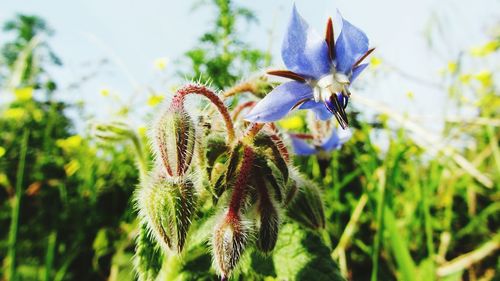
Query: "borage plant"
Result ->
[[133, 5, 372, 281]]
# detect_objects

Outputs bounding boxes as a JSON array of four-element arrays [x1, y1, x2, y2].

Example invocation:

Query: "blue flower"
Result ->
[[246, 5, 373, 129], [289, 127, 352, 156]]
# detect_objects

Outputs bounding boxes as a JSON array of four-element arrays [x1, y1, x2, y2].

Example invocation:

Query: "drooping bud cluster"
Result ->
[[134, 83, 329, 280]]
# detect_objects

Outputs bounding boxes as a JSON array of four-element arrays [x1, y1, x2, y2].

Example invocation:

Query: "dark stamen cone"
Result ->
[[325, 94, 349, 129], [152, 98, 196, 177]]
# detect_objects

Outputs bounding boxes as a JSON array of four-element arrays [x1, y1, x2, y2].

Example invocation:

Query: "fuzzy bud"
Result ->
[[255, 192, 280, 253], [151, 98, 196, 177], [212, 211, 252, 279], [285, 170, 326, 230], [137, 171, 197, 252]]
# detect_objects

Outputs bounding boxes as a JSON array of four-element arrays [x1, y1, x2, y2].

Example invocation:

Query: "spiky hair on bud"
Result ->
[[136, 169, 197, 253], [212, 210, 254, 279], [133, 222, 163, 281], [254, 175, 281, 254], [149, 95, 197, 178]]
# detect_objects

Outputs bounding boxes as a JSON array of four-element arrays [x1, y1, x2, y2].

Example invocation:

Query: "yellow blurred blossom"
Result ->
[[278, 115, 304, 130], [470, 40, 500, 57], [137, 126, 147, 138], [64, 159, 80, 176], [4, 108, 26, 120], [460, 95, 470, 104], [406, 91, 414, 100], [447, 61, 458, 74], [370, 56, 382, 68], [154, 57, 168, 71], [0, 146, 5, 158], [475, 70, 493, 88], [147, 94, 165, 107], [0, 173, 8, 186], [100, 88, 110, 97], [32, 109, 44, 122], [14, 87, 33, 101], [459, 74, 472, 84], [56, 135, 83, 153]]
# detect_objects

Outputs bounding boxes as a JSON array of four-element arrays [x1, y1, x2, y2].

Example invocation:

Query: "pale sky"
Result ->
[[1, 0, 499, 133]]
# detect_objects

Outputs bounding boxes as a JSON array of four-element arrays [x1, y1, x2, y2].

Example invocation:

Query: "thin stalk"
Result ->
[[332, 193, 368, 277], [422, 183, 435, 259], [384, 206, 417, 281], [131, 134, 147, 181], [43, 231, 57, 281], [7, 130, 29, 281], [437, 233, 500, 277], [370, 168, 386, 281], [486, 125, 500, 178]]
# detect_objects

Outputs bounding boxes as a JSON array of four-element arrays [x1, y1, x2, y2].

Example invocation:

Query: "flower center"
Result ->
[[312, 73, 350, 103]]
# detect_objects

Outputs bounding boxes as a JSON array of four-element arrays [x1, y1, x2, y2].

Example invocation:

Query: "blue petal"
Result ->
[[281, 5, 331, 78], [312, 105, 332, 120], [320, 129, 340, 151], [351, 63, 368, 82], [298, 99, 318, 109], [299, 100, 332, 120], [290, 135, 316, 155], [245, 81, 313, 122], [334, 12, 369, 74]]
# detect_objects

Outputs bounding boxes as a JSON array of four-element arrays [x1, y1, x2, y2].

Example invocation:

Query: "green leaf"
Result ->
[[272, 223, 345, 281]]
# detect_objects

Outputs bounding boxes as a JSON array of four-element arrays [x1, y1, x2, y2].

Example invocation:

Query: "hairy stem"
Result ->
[[228, 146, 254, 215], [174, 84, 235, 143]]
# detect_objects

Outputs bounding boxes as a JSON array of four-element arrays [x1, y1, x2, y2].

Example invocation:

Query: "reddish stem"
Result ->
[[228, 145, 254, 216], [223, 82, 255, 99], [265, 123, 290, 163], [173, 84, 235, 143], [232, 101, 256, 121], [242, 123, 264, 143]]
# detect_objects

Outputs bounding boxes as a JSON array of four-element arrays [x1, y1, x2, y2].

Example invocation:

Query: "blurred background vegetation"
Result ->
[[0, 0, 499, 280]]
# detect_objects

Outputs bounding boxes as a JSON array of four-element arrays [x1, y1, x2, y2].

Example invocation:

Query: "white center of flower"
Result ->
[[312, 73, 350, 103]]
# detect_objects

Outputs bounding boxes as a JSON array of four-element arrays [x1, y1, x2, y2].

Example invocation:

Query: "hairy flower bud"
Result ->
[[151, 99, 196, 177], [137, 171, 197, 252], [134, 222, 163, 281], [285, 170, 326, 230], [212, 211, 252, 279], [255, 185, 280, 253]]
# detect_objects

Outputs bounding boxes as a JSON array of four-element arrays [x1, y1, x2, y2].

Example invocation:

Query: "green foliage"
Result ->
[[181, 0, 269, 89]]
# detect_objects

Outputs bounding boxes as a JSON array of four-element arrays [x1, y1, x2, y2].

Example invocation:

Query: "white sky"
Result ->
[[1, 0, 499, 133]]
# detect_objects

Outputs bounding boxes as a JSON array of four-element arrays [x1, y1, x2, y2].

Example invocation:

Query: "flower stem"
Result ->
[[7, 130, 29, 281], [266, 123, 290, 163], [223, 81, 255, 99], [228, 145, 254, 215], [232, 101, 256, 120], [174, 84, 236, 144], [242, 123, 264, 144]]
